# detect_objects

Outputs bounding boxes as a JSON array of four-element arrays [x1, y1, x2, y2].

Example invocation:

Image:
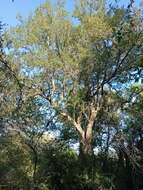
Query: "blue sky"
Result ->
[[0, 0, 46, 26], [0, 0, 141, 27], [0, 0, 75, 27]]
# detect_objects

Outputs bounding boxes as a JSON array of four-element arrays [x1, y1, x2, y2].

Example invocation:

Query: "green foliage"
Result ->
[[1, 0, 143, 190]]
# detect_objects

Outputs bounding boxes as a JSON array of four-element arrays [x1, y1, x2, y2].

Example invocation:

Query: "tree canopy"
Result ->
[[0, 0, 143, 190]]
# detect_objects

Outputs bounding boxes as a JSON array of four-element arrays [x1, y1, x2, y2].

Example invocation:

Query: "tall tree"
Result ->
[[6, 0, 143, 157]]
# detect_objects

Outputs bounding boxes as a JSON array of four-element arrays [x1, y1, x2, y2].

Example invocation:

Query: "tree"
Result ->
[[6, 0, 143, 157], [1, 0, 143, 189]]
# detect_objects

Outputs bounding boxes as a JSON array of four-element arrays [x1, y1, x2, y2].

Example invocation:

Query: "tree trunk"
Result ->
[[79, 106, 97, 155], [61, 105, 98, 156], [79, 134, 95, 181], [81, 134, 93, 155]]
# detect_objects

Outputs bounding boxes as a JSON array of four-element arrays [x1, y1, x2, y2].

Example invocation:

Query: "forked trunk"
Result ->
[[79, 128, 94, 158]]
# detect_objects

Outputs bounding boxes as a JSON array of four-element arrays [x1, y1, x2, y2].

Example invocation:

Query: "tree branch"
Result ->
[[61, 112, 84, 138]]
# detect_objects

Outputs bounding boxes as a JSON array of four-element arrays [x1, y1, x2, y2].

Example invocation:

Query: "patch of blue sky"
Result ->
[[21, 64, 43, 78], [0, 0, 142, 28], [0, 0, 46, 26]]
